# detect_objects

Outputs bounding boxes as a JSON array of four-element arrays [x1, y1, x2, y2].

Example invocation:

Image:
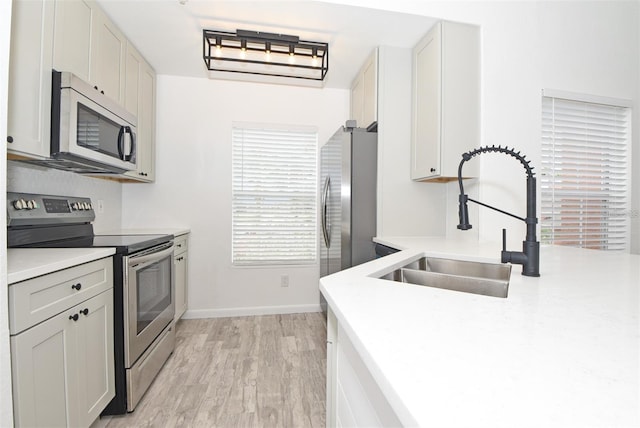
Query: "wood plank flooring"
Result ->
[[104, 313, 327, 428]]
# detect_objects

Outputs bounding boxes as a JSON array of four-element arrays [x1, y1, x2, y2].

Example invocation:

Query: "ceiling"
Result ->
[[96, 0, 438, 89]]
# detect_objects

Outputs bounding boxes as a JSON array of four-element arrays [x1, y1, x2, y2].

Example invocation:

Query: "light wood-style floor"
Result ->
[[103, 313, 327, 428]]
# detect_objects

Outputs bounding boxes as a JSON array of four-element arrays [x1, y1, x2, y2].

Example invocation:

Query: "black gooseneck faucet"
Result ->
[[457, 146, 540, 277]]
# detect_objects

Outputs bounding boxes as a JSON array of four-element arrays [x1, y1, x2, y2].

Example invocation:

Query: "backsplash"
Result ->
[[7, 161, 123, 232]]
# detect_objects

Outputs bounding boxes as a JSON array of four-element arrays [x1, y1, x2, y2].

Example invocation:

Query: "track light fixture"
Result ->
[[202, 29, 329, 82]]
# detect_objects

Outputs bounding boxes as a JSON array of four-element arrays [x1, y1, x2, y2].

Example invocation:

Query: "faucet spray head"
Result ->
[[457, 194, 472, 230]]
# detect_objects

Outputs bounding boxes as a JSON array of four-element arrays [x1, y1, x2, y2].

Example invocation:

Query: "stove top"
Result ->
[[7, 192, 173, 254], [25, 234, 174, 255]]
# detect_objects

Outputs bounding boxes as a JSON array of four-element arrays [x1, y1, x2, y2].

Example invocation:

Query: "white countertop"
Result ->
[[8, 248, 116, 284], [320, 237, 640, 427], [99, 227, 191, 237]]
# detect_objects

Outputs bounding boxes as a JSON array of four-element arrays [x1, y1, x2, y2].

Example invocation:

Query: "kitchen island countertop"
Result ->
[[320, 237, 639, 427]]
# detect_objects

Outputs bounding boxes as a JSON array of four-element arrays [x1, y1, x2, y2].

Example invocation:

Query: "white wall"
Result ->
[[122, 75, 349, 317], [0, 0, 13, 425], [328, 0, 640, 254]]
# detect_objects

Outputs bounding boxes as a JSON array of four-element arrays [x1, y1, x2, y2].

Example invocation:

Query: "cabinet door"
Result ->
[[362, 54, 377, 128], [123, 53, 156, 182], [75, 290, 115, 428], [11, 308, 79, 428], [124, 43, 142, 116], [411, 23, 441, 180], [6, 0, 55, 159], [174, 252, 187, 321], [138, 63, 156, 180], [52, 0, 92, 82], [350, 74, 364, 126], [90, 7, 126, 103]]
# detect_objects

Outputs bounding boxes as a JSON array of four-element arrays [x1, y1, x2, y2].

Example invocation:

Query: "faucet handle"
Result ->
[[502, 228, 507, 251]]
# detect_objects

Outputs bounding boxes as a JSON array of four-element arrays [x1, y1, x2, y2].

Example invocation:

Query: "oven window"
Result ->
[[136, 255, 172, 334]]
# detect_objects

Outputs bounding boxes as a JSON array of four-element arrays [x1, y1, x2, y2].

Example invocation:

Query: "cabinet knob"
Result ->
[[430, 167, 436, 173], [100, 90, 104, 95], [69, 314, 79, 322], [94, 86, 98, 90], [7, 136, 13, 143], [80, 308, 89, 316], [71, 283, 82, 291]]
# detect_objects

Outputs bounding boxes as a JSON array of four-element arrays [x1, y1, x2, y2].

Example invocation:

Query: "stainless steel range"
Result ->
[[7, 192, 175, 414]]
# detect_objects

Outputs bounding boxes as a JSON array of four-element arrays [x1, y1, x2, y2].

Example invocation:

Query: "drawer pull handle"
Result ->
[[80, 308, 89, 316], [71, 283, 82, 291], [69, 314, 79, 322]]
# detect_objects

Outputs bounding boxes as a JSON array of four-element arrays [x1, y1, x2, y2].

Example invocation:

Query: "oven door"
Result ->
[[124, 242, 174, 367]]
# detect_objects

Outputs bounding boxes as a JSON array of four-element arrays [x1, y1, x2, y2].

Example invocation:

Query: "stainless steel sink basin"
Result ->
[[377, 257, 511, 298]]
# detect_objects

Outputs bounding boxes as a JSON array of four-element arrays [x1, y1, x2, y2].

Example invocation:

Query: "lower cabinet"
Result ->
[[174, 233, 189, 321], [9, 258, 115, 428], [326, 307, 401, 427]]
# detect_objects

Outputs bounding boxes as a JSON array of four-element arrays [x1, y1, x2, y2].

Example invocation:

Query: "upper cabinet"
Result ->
[[8, 0, 156, 182], [123, 42, 156, 182], [53, 0, 126, 105], [6, 0, 55, 159], [411, 21, 480, 181], [350, 49, 378, 129]]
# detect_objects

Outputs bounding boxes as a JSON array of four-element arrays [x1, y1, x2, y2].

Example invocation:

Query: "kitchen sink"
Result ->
[[377, 257, 512, 298]]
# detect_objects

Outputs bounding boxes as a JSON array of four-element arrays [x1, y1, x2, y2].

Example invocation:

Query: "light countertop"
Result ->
[[99, 228, 191, 237], [8, 248, 116, 284], [320, 237, 639, 427]]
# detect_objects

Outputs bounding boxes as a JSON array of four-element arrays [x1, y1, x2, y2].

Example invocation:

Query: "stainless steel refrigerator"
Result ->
[[320, 122, 377, 277]]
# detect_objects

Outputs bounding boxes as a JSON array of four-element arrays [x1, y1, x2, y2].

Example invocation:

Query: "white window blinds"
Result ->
[[541, 93, 631, 251], [232, 125, 318, 265]]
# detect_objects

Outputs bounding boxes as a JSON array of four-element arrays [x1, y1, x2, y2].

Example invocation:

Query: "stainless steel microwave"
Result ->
[[43, 70, 137, 174]]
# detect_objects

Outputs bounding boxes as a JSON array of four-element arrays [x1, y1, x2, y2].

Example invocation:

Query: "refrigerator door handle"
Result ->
[[321, 176, 331, 248]]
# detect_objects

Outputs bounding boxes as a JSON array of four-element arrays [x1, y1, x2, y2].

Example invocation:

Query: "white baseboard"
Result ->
[[182, 303, 323, 319]]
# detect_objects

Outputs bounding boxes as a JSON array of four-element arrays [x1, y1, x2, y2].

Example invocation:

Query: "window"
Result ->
[[541, 90, 631, 251], [232, 124, 318, 265]]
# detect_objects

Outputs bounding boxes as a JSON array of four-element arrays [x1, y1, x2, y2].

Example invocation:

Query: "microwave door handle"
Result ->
[[127, 128, 136, 162], [117, 126, 125, 160]]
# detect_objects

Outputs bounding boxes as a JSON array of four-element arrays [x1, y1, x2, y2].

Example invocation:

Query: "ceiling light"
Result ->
[[202, 29, 329, 82]]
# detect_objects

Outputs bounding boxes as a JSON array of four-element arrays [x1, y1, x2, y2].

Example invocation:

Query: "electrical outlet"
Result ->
[[96, 200, 105, 214], [281, 275, 289, 287]]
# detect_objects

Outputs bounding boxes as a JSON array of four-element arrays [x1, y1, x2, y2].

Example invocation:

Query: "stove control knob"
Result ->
[[83, 202, 90, 210], [86, 202, 93, 210], [13, 199, 25, 210], [26, 200, 35, 210], [72, 202, 80, 211], [30, 200, 39, 209]]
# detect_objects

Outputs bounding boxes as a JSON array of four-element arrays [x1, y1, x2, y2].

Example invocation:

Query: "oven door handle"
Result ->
[[129, 245, 174, 269]]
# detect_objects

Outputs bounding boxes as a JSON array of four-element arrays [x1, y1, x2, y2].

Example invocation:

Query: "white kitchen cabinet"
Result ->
[[411, 21, 480, 181], [350, 48, 378, 129], [9, 258, 115, 428], [326, 307, 401, 428], [123, 42, 156, 182], [6, 0, 55, 159], [52, 0, 126, 105], [52, 0, 92, 82], [174, 233, 189, 321], [89, 5, 126, 104]]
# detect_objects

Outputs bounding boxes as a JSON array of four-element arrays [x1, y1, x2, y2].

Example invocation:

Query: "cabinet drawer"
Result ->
[[9, 257, 113, 334], [173, 234, 188, 256]]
